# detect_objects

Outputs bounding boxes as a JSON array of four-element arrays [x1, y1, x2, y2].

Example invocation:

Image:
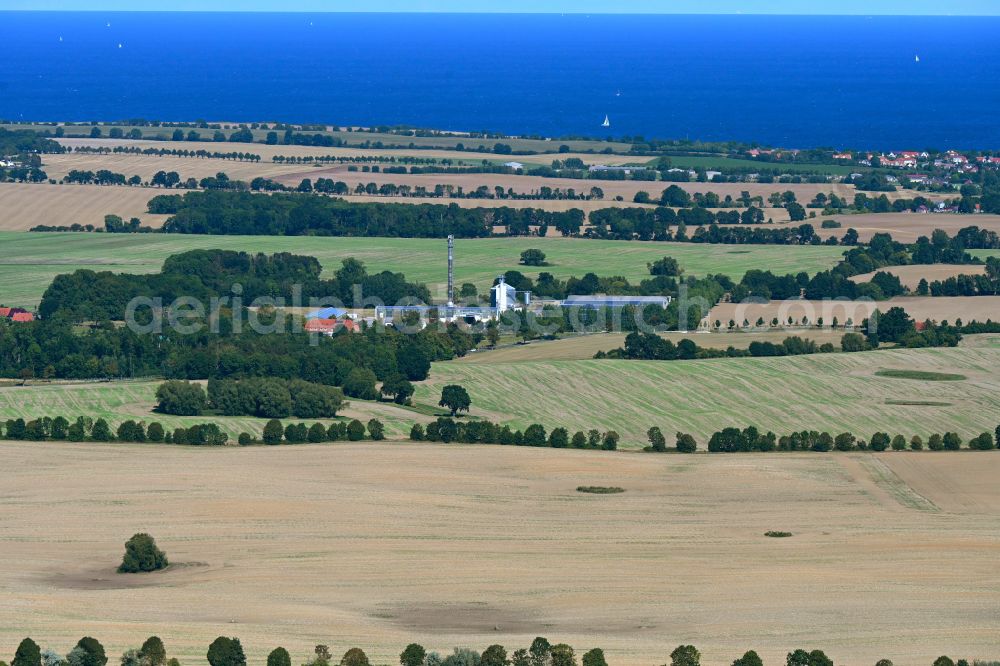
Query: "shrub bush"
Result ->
[[118, 533, 168, 573]]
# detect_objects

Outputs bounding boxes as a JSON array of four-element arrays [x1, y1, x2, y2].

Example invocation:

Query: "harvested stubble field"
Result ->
[[803, 212, 1000, 243], [707, 297, 1000, 329], [416, 337, 1000, 444], [849, 264, 988, 290], [54, 138, 641, 166], [50, 131, 636, 155], [0, 441, 997, 666], [0, 380, 427, 439], [0, 183, 167, 231], [0, 232, 845, 309], [456, 330, 847, 363], [50, 141, 903, 204], [40, 152, 310, 182], [273, 167, 868, 211]]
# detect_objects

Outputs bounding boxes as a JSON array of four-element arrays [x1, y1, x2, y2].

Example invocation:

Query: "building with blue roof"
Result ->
[[306, 307, 349, 320]]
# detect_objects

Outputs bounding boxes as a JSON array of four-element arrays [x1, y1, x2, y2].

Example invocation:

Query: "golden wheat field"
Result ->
[[0, 442, 997, 666]]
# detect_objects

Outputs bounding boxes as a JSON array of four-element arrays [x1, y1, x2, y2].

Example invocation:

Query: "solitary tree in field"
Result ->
[[519, 249, 547, 266], [118, 533, 168, 573], [647, 256, 682, 277], [439, 385, 471, 417]]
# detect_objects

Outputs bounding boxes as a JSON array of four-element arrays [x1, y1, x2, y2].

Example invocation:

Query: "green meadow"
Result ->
[[0, 232, 846, 308]]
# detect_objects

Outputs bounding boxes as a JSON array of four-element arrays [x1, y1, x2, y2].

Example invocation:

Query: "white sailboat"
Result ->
[[915, 54, 920, 63], [602, 114, 611, 128]]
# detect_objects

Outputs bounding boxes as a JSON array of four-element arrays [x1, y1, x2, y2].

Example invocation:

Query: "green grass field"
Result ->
[[0, 232, 846, 309], [413, 338, 1000, 446], [972, 249, 1000, 263]]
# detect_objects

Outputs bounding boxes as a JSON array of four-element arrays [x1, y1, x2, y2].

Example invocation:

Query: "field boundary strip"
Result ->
[[858, 455, 940, 513]]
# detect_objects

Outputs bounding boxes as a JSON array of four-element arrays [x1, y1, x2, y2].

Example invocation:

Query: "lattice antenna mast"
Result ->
[[447, 234, 455, 307]]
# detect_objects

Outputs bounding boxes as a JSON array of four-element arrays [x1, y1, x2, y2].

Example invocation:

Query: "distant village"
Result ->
[[745, 147, 1000, 189]]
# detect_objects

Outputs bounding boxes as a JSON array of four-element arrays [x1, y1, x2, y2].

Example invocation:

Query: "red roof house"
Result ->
[[0, 307, 11, 318], [10, 312, 34, 323], [304, 318, 359, 335]]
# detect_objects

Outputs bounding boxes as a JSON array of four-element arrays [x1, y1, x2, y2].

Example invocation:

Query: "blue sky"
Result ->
[[2, 0, 999, 12]]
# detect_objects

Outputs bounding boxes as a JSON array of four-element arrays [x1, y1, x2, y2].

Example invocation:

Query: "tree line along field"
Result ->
[[43, 132, 869, 173], [0, 380, 428, 440], [456, 330, 849, 364], [28, 127, 637, 154], [414, 338, 1000, 445], [52, 138, 642, 166], [0, 232, 846, 309], [0, 440, 997, 666], [35, 145, 871, 210], [4, 336, 999, 447]]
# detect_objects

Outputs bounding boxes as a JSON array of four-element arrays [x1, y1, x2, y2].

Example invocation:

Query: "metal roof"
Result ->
[[561, 295, 671, 308], [306, 307, 349, 319]]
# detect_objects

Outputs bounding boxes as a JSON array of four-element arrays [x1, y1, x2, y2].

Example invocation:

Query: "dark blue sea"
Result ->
[[2, 12, 999, 149]]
